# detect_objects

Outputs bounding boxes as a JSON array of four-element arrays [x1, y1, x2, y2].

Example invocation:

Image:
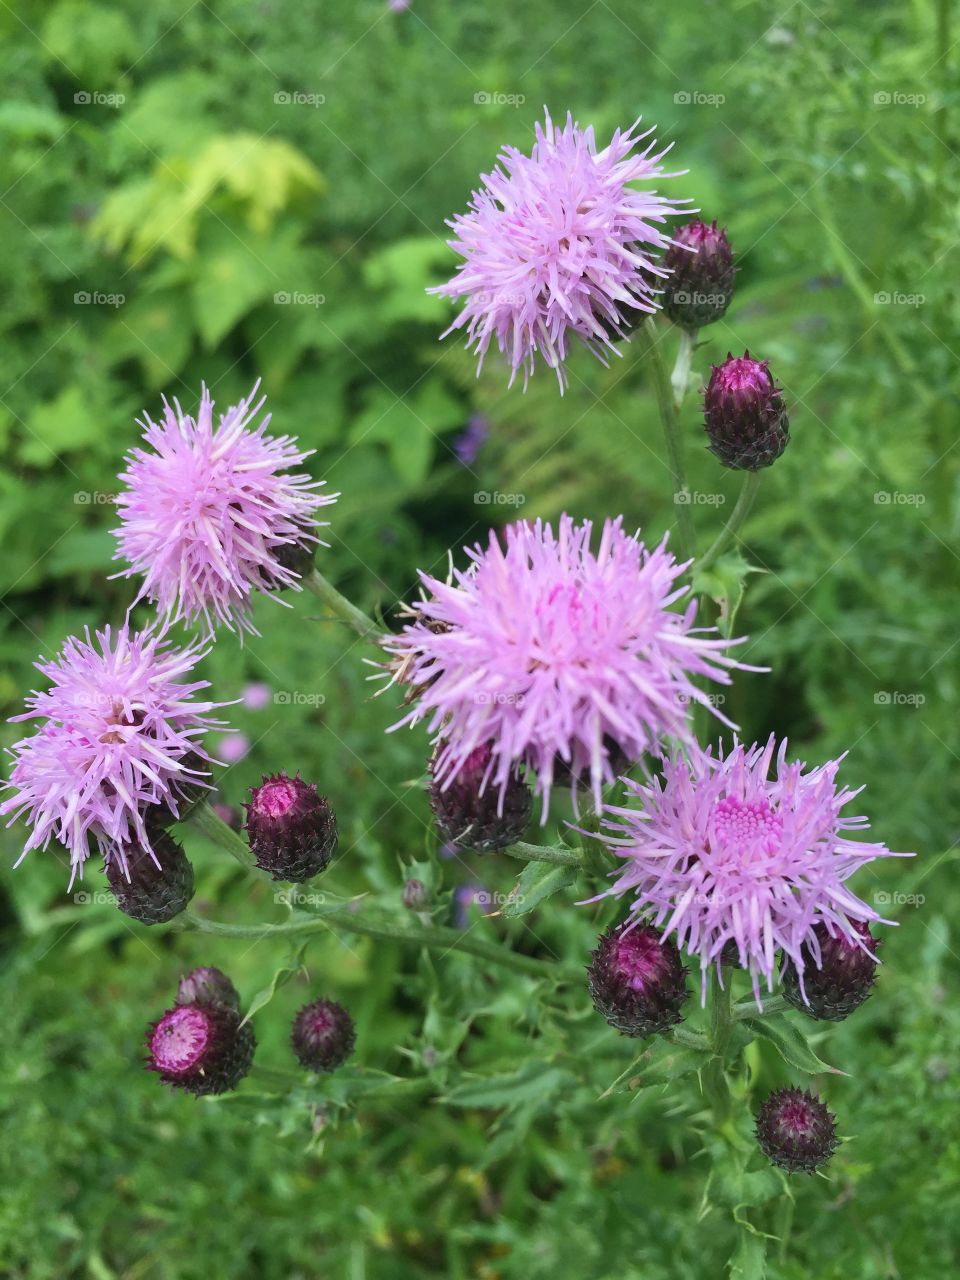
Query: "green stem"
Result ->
[[304, 567, 384, 642], [249, 1063, 435, 1100], [177, 909, 566, 978], [732, 993, 791, 1022], [703, 968, 734, 1123], [500, 841, 583, 867], [637, 317, 694, 565], [697, 471, 762, 573], [671, 326, 698, 412], [186, 801, 255, 869]]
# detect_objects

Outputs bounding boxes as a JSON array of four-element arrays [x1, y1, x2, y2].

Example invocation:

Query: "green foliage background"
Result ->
[[1, 0, 958, 1276]]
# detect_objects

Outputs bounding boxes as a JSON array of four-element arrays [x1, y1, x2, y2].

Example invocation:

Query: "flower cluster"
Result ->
[[384, 515, 750, 818]]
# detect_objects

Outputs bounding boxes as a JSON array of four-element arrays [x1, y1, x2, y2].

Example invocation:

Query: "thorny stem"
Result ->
[[702, 967, 735, 1125], [186, 801, 255, 869], [697, 471, 762, 574], [637, 317, 695, 565], [671, 326, 699, 412], [304, 567, 385, 642]]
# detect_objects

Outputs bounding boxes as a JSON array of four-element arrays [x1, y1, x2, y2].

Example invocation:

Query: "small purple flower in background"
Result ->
[[217, 732, 251, 765], [383, 515, 751, 818], [242, 681, 272, 711], [595, 736, 911, 1002], [454, 882, 492, 927], [113, 381, 337, 638], [387, 0, 410, 11], [452, 414, 489, 466], [1, 624, 225, 884], [430, 109, 690, 390]]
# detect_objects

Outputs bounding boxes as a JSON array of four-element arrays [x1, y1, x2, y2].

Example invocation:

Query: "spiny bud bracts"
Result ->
[[587, 923, 690, 1037], [755, 1087, 839, 1174], [430, 742, 533, 852], [146, 1002, 255, 1095], [704, 352, 789, 471], [782, 920, 880, 1021], [176, 966, 241, 1013], [291, 998, 356, 1072], [105, 830, 194, 925], [662, 218, 735, 328], [245, 772, 338, 882]]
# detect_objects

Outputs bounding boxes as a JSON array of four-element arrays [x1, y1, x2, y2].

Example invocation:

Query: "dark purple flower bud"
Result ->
[[704, 352, 790, 471], [430, 742, 532, 852], [453, 414, 489, 466], [402, 878, 429, 910], [291, 998, 356, 1072], [587, 923, 689, 1037], [245, 772, 338, 883], [755, 1087, 839, 1174], [105, 829, 194, 925], [146, 1002, 255, 1095], [176, 966, 241, 1013], [662, 218, 736, 328], [783, 920, 880, 1021], [270, 535, 317, 583], [146, 749, 211, 829]]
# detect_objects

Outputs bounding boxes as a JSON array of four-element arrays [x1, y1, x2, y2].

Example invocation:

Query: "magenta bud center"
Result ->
[[256, 778, 300, 818], [150, 1005, 211, 1073]]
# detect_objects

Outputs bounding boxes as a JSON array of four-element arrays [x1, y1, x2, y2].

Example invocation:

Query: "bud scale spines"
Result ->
[[755, 1087, 839, 1174], [245, 772, 338, 882], [704, 352, 790, 471], [587, 923, 689, 1037], [105, 830, 195, 925], [782, 921, 880, 1021], [430, 742, 533, 853]]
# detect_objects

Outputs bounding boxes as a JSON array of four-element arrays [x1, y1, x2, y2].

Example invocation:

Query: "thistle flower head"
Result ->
[[244, 772, 338, 882], [704, 353, 789, 470], [105, 829, 195, 925], [291, 998, 356, 1072], [755, 1087, 839, 1174], [662, 218, 735, 328], [177, 966, 241, 1013], [113, 381, 336, 637], [146, 1000, 255, 1095], [587, 923, 689, 1037], [431, 109, 689, 391], [596, 736, 910, 1001], [1, 624, 224, 884], [383, 515, 750, 819], [782, 919, 880, 1021]]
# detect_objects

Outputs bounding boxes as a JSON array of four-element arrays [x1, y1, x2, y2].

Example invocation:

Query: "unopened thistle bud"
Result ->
[[105, 829, 194, 925], [176, 965, 241, 1013], [402, 878, 429, 910], [704, 352, 789, 471], [430, 742, 533, 852], [146, 1001, 255, 1095], [291, 998, 356, 1072], [782, 921, 880, 1021], [662, 218, 735, 328], [755, 1087, 839, 1174], [245, 772, 338, 882], [587, 923, 689, 1037]]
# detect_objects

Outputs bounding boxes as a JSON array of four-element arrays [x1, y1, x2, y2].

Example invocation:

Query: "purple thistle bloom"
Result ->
[[595, 736, 912, 1001], [430, 109, 690, 391], [452, 414, 489, 466], [113, 381, 336, 638], [382, 515, 751, 818], [1, 623, 225, 884]]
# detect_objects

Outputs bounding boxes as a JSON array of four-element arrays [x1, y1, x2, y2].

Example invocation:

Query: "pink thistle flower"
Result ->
[[430, 109, 690, 391], [1, 623, 226, 884], [595, 736, 912, 1002], [382, 515, 751, 818], [113, 381, 336, 638]]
